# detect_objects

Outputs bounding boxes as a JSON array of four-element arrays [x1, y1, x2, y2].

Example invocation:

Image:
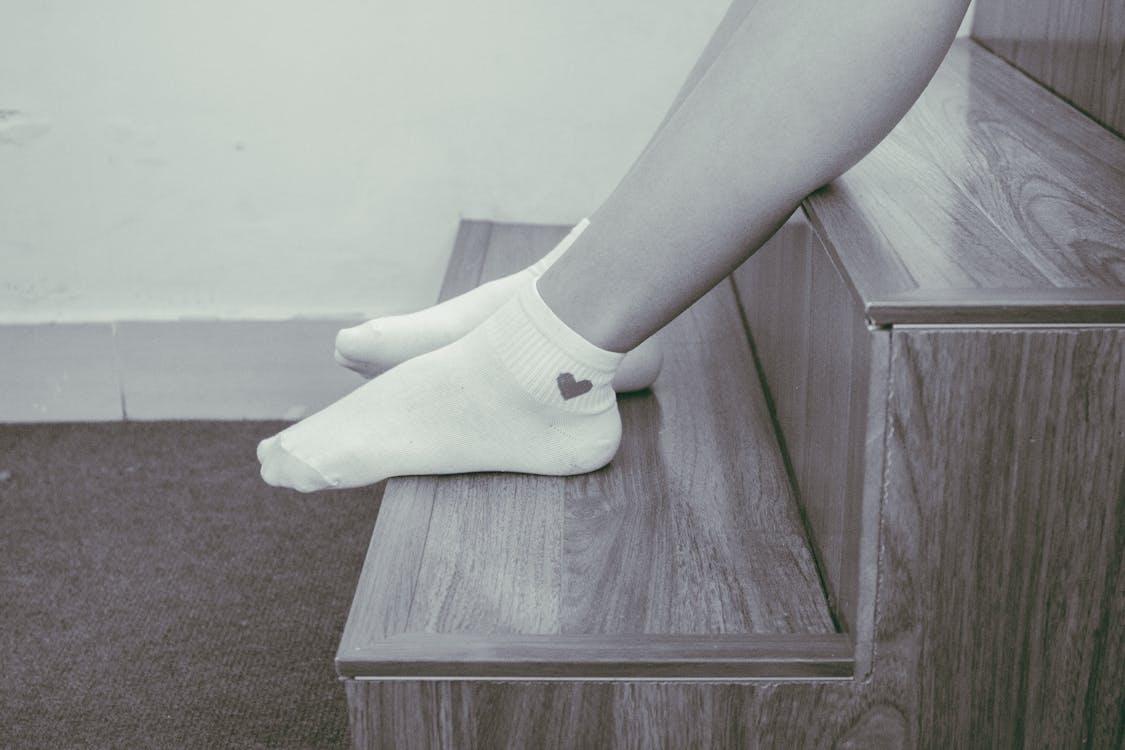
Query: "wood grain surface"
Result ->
[[732, 216, 889, 666], [337, 221, 492, 649], [346, 324, 1124, 748], [342, 217, 1125, 746], [340, 633, 852, 679], [345, 681, 912, 749], [973, 0, 1125, 137], [879, 326, 1125, 748], [804, 39, 1125, 325], [338, 221, 836, 680], [868, 287, 1125, 325]]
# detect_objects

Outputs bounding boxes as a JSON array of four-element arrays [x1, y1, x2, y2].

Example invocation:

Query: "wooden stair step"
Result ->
[[803, 38, 1125, 326], [337, 221, 842, 682], [337, 29, 1124, 749]]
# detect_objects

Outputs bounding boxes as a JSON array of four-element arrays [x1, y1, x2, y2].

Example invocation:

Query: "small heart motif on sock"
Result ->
[[557, 372, 593, 400]]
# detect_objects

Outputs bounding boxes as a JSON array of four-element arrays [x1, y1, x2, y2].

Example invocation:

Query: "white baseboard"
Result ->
[[1, 319, 366, 422]]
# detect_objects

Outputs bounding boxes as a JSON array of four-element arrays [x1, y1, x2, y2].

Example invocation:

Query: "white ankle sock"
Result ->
[[334, 220, 663, 392], [258, 280, 623, 492]]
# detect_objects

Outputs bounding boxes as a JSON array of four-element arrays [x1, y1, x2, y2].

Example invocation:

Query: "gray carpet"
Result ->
[[0, 421, 382, 749]]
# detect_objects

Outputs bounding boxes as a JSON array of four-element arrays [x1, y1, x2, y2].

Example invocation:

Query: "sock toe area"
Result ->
[[256, 435, 276, 463], [334, 322, 377, 360], [258, 435, 339, 492], [260, 282, 625, 493]]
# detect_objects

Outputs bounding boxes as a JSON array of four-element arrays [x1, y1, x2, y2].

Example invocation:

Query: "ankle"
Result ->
[[535, 270, 641, 353]]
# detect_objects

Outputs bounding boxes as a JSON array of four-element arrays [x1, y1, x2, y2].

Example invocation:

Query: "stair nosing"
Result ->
[[336, 632, 854, 680]]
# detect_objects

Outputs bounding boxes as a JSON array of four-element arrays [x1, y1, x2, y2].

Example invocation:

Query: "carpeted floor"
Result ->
[[0, 421, 382, 750]]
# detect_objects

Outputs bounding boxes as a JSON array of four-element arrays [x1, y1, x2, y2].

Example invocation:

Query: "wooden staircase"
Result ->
[[336, 219, 844, 675], [336, 16, 1125, 750]]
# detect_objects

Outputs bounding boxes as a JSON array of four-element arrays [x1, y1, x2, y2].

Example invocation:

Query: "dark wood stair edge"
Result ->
[[866, 287, 1125, 327], [336, 633, 854, 680], [805, 199, 1125, 329]]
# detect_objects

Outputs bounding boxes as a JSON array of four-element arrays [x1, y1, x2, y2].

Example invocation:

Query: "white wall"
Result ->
[[0, 0, 974, 325], [0, 0, 728, 323]]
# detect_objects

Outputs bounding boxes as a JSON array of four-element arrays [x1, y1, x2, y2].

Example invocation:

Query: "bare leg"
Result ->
[[326, 1, 763, 391], [539, 0, 971, 351], [640, 0, 765, 160], [259, 0, 970, 492]]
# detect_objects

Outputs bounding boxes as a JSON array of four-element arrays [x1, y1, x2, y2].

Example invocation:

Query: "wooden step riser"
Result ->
[[973, 0, 1125, 139], [882, 324, 1124, 745], [732, 215, 884, 668], [345, 681, 910, 749], [735, 216, 1125, 746]]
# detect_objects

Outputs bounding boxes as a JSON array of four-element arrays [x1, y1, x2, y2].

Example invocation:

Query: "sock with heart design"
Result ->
[[258, 278, 623, 492], [333, 219, 663, 392]]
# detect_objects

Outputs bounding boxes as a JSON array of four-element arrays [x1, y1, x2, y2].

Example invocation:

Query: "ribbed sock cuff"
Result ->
[[486, 279, 622, 413]]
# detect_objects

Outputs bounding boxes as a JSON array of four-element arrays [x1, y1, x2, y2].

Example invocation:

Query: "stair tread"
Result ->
[[805, 38, 1125, 325], [338, 221, 837, 677]]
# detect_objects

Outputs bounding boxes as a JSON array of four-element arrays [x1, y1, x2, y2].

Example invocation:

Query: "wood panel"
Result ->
[[403, 473, 567, 635], [973, 0, 1125, 137], [803, 39, 1125, 325], [337, 220, 515, 651], [345, 680, 916, 750], [736, 216, 814, 484], [337, 478, 438, 644], [880, 326, 1125, 748], [340, 633, 852, 680], [732, 215, 888, 655], [869, 287, 1125, 326], [343, 219, 1125, 747], [401, 224, 572, 636], [883, 45, 1125, 289], [339, 222, 835, 680], [346, 311, 1125, 743], [841, 298, 891, 679]]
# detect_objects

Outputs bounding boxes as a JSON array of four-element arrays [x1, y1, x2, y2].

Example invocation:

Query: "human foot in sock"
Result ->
[[333, 219, 663, 392], [258, 281, 623, 492]]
